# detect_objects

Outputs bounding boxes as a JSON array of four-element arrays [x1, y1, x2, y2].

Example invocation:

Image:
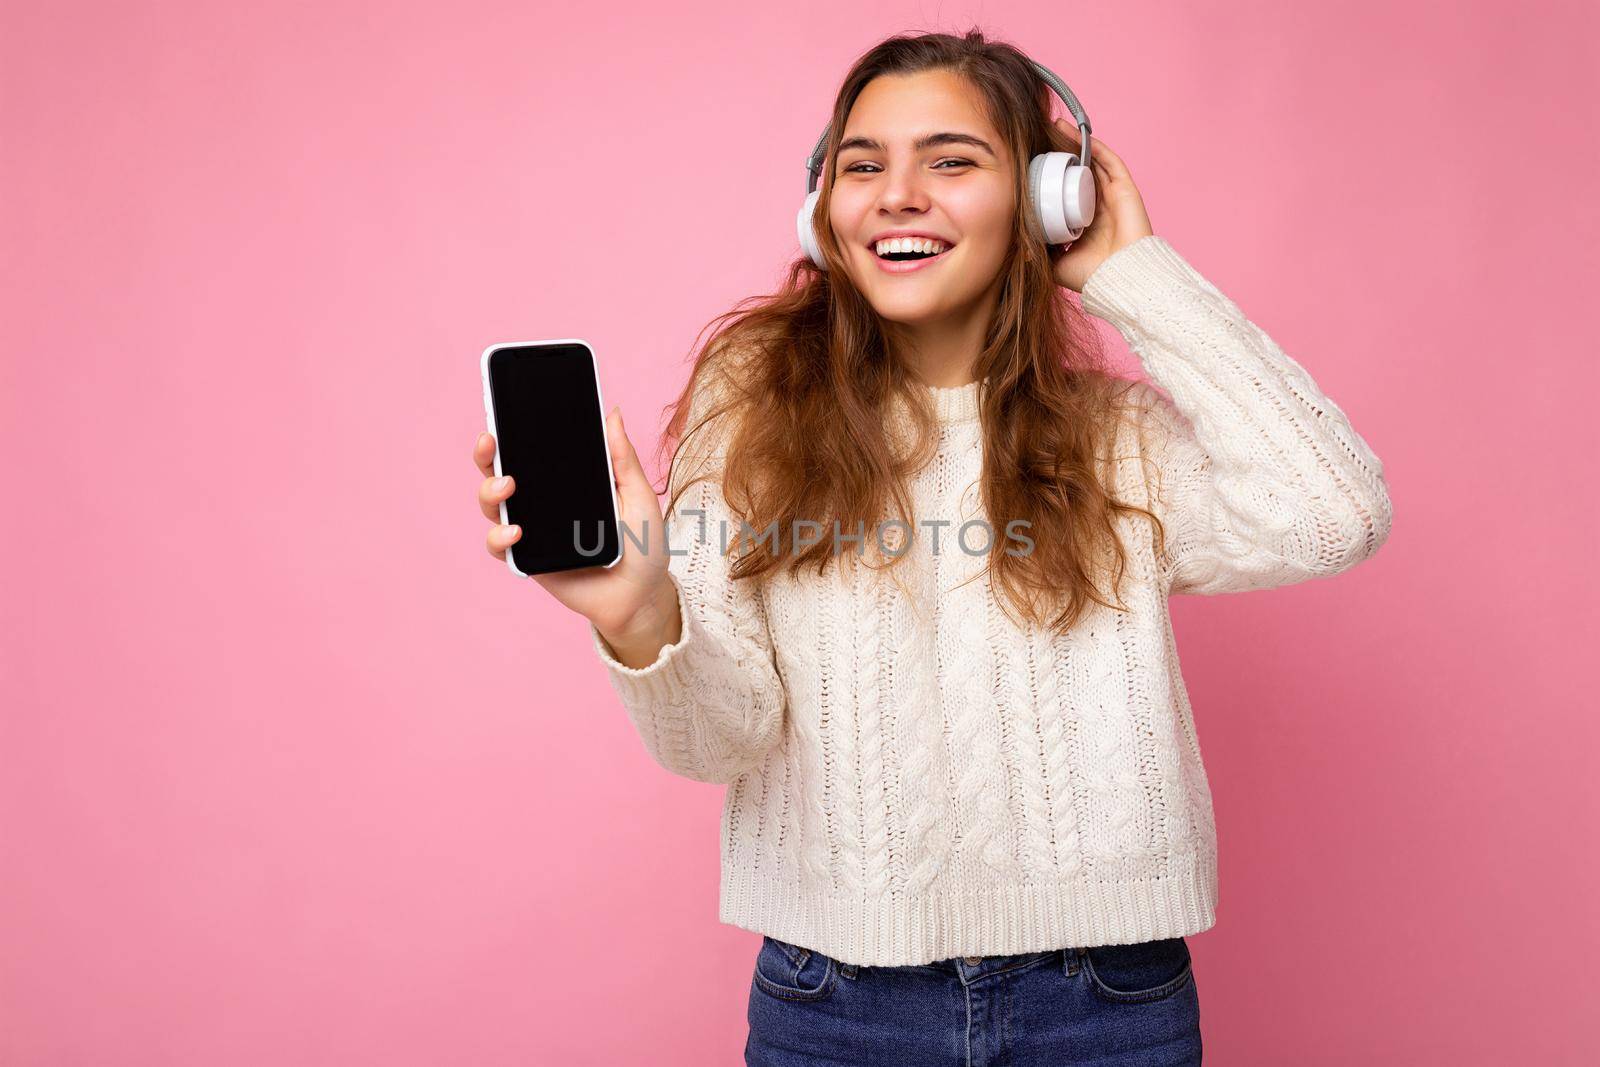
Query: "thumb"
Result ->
[[607, 406, 653, 501]]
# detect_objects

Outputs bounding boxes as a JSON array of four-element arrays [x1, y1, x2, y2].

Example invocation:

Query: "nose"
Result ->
[[875, 163, 932, 215]]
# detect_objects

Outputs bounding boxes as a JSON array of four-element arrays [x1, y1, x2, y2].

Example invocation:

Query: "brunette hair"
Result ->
[[650, 27, 1165, 634]]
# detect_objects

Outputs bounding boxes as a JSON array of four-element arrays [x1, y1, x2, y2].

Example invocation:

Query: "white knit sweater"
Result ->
[[589, 235, 1393, 967]]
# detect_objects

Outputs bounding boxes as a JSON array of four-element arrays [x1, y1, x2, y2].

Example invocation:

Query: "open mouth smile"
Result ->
[[870, 244, 956, 274]]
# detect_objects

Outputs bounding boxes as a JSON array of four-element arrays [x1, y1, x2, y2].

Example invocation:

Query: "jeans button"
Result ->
[[963, 955, 983, 965]]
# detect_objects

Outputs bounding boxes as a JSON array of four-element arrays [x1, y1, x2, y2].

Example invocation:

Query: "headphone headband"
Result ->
[[803, 59, 1092, 195]]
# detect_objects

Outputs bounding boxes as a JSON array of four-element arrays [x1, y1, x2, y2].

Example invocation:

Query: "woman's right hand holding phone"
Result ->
[[473, 407, 683, 669]]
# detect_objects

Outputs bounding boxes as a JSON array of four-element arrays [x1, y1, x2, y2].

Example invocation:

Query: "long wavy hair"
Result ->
[[650, 28, 1165, 635]]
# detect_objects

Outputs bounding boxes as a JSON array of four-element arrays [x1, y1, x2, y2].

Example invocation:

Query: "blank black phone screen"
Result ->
[[486, 343, 620, 574]]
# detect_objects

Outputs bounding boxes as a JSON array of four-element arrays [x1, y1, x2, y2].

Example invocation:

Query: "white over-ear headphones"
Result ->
[[797, 59, 1095, 270]]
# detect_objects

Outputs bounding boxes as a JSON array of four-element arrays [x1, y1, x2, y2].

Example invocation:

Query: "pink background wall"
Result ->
[[3, 1, 1595, 1063]]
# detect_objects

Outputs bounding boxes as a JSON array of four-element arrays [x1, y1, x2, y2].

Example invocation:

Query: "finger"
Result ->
[[1087, 135, 1131, 182], [607, 406, 668, 527], [474, 431, 497, 478], [606, 406, 647, 489], [479, 473, 514, 523], [486, 522, 521, 560], [1054, 117, 1084, 147]]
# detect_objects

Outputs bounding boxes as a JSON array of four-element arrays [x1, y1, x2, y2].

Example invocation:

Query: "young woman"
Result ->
[[472, 29, 1391, 1067]]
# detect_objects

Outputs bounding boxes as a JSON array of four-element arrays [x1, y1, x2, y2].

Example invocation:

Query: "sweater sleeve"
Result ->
[[1079, 235, 1394, 597], [587, 360, 786, 785]]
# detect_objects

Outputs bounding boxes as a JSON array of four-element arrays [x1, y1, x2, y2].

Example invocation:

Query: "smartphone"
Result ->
[[480, 338, 622, 577]]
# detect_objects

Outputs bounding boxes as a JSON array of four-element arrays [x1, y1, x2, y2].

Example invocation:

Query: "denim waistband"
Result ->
[[846, 947, 1085, 982]]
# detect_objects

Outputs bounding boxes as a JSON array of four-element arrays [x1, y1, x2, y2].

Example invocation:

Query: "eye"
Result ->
[[841, 158, 974, 174]]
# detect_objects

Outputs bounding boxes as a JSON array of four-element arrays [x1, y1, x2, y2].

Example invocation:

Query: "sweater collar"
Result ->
[[917, 378, 982, 425]]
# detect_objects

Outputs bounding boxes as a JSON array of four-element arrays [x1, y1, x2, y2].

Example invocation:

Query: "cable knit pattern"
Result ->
[[589, 235, 1393, 966]]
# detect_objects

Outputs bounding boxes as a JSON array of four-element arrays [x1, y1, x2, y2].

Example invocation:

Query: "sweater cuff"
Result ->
[[1078, 234, 1209, 327], [588, 572, 699, 702]]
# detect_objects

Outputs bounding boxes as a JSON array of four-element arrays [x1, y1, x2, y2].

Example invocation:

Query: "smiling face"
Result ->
[[829, 69, 1016, 334]]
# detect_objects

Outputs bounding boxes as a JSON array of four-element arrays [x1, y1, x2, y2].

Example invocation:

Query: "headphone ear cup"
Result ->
[[797, 189, 827, 270], [1028, 152, 1096, 245], [1064, 159, 1095, 234]]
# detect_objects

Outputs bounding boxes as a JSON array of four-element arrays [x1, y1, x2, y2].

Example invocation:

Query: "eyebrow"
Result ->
[[835, 131, 997, 156]]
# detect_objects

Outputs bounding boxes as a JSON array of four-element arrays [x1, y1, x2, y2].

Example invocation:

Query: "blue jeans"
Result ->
[[746, 935, 1201, 1066]]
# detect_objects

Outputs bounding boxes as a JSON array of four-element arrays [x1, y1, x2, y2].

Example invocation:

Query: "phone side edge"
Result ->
[[481, 342, 533, 579], [582, 341, 625, 571]]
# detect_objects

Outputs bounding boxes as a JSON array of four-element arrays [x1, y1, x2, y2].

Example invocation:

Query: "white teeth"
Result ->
[[874, 237, 949, 256]]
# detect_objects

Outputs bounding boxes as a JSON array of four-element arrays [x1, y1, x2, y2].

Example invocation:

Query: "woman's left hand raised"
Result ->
[[1048, 121, 1155, 293]]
